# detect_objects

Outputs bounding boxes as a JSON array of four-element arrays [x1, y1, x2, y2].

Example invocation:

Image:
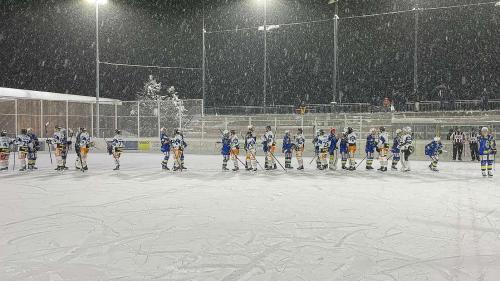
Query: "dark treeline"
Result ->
[[0, 0, 498, 106]]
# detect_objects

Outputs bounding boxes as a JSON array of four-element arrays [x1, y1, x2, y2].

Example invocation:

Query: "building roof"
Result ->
[[0, 87, 121, 104]]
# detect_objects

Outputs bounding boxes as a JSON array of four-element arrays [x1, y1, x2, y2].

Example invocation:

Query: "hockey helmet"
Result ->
[[21, 128, 28, 134], [284, 130, 290, 135], [369, 128, 377, 135], [174, 128, 180, 135], [434, 136, 441, 142], [160, 127, 166, 132], [330, 128, 336, 134], [403, 127, 412, 133], [297, 128, 303, 133], [54, 125, 61, 131], [481, 127, 489, 134], [265, 125, 272, 131], [230, 129, 236, 135], [80, 127, 87, 132], [0, 130, 6, 137], [319, 129, 325, 135], [347, 127, 353, 134], [222, 129, 229, 136], [343, 127, 348, 134], [248, 125, 254, 132], [395, 128, 402, 135], [27, 128, 33, 133], [379, 126, 386, 132], [115, 129, 121, 135]]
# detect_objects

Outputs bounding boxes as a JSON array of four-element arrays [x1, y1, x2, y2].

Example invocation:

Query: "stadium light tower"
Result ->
[[86, 0, 108, 138]]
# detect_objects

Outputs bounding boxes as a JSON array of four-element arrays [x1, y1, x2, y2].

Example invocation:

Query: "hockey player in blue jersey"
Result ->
[[26, 128, 40, 170], [282, 130, 293, 169], [391, 129, 402, 170], [160, 127, 171, 170], [478, 127, 496, 177], [339, 128, 348, 170], [220, 130, 231, 171], [328, 128, 338, 170], [425, 137, 444, 171], [365, 128, 377, 170]]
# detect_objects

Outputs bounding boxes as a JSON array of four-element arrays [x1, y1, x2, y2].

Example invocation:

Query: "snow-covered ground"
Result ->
[[1, 153, 499, 281]]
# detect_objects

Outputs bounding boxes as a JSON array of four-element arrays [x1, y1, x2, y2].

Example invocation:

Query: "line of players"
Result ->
[[0, 125, 496, 177]]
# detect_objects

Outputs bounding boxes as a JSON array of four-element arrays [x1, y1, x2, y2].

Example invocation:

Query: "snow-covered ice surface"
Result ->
[[1, 153, 500, 281]]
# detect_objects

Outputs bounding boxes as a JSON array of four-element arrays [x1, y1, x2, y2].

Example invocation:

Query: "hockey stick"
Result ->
[[44, 122, 53, 165], [269, 151, 287, 172], [356, 155, 368, 169]]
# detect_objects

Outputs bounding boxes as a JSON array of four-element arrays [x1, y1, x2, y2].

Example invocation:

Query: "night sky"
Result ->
[[0, 0, 499, 107]]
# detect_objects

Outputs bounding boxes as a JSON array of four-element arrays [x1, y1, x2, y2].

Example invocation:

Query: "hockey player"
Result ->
[[26, 128, 40, 170], [48, 126, 71, 171], [160, 127, 171, 170], [16, 129, 32, 171], [294, 128, 305, 170], [244, 126, 257, 171], [245, 127, 258, 171], [262, 126, 276, 170], [377, 126, 390, 172], [451, 128, 465, 161], [172, 128, 187, 171], [111, 129, 124, 170], [399, 127, 414, 172], [468, 128, 480, 162], [282, 130, 293, 169], [425, 137, 443, 172], [230, 130, 240, 171], [347, 127, 357, 170], [312, 130, 321, 169], [339, 128, 349, 170], [317, 129, 329, 170], [220, 130, 231, 170], [0, 130, 13, 171], [328, 128, 339, 171], [391, 129, 402, 170], [478, 127, 496, 177], [75, 127, 91, 171], [365, 128, 378, 170]]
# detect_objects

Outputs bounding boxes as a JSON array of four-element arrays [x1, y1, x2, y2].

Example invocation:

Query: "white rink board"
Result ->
[[1, 153, 500, 281]]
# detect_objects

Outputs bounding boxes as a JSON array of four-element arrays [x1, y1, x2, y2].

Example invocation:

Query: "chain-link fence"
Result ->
[[0, 98, 203, 139]]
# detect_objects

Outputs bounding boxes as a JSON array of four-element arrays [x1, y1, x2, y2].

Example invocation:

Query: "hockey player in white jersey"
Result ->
[[230, 130, 240, 171], [262, 126, 276, 170], [399, 127, 414, 172], [377, 126, 390, 172], [245, 126, 258, 171], [317, 129, 329, 170], [346, 127, 357, 171], [294, 128, 305, 170], [172, 128, 187, 171], [16, 128, 32, 171], [111, 129, 124, 170], [48, 126, 71, 171], [0, 130, 13, 171], [75, 127, 91, 171]]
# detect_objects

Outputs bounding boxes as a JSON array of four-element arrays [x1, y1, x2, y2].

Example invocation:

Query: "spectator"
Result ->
[[383, 97, 391, 112]]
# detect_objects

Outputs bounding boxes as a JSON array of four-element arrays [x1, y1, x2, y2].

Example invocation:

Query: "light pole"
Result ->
[[86, 0, 107, 137]]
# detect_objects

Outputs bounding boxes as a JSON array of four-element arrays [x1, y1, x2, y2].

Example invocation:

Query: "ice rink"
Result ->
[[1, 153, 500, 281]]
